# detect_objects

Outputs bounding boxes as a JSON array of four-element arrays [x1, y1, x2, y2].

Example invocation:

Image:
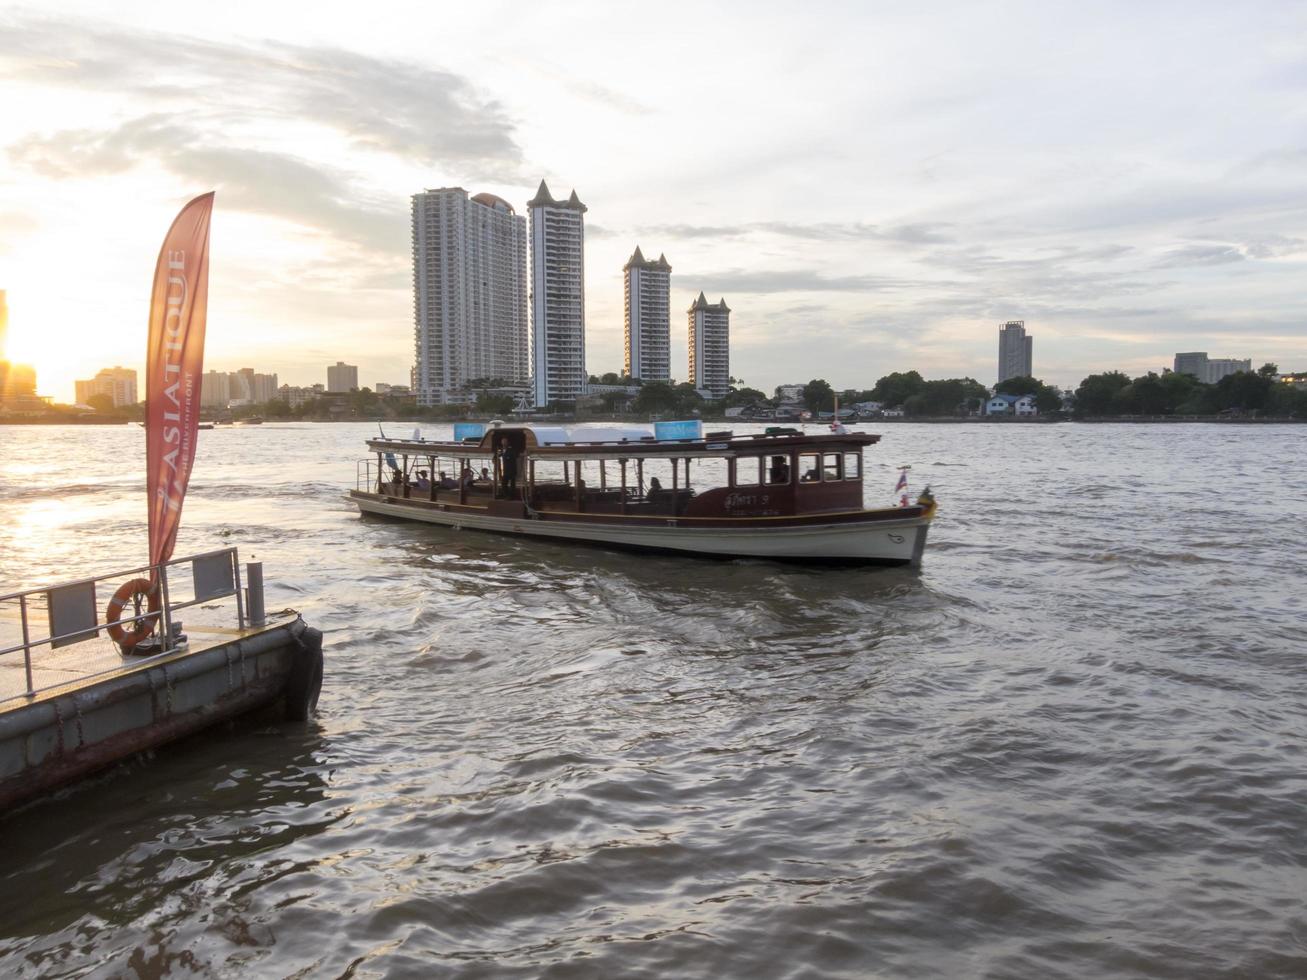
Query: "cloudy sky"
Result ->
[[1, 1, 1305, 402]]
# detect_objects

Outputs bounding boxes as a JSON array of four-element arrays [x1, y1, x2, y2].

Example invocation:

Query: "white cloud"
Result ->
[[2, 1, 1306, 400]]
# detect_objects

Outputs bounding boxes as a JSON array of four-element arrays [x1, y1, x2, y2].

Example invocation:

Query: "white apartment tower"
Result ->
[[412, 188, 529, 406], [688, 292, 730, 398], [529, 180, 587, 407], [997, 320, 1033, 383], [623, 247, 672, 382]]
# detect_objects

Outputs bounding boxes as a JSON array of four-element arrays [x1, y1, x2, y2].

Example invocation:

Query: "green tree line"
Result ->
[[1075, 363, 1306, 417], [204, 364, 1307, 422], [741, 372, 1059, 417]]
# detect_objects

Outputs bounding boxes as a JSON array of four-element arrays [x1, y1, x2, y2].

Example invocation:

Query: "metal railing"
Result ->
[[356, 458, 496, 495], [357, 458, 381, 493], [0, 547, 251, 703]]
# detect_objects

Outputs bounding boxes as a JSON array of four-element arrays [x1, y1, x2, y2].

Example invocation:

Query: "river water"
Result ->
[[0, 421, 1304, 978]]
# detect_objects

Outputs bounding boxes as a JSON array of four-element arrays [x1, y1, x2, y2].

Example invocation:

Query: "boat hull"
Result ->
[[347, 492, 929, 565]]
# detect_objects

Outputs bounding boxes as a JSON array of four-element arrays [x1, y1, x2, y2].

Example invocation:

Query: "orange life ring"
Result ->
[[106, 577, 161, 650]]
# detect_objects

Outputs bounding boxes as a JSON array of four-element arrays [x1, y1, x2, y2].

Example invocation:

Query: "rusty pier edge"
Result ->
[[0, 616, 324, 811]]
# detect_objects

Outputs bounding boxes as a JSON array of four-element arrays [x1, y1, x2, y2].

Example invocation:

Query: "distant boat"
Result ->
[[237, 416, 264, 426], [198, 422, 214, 430]]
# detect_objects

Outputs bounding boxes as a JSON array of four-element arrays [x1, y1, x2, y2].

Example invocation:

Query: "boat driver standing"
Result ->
[[497, 437, 519, 498]]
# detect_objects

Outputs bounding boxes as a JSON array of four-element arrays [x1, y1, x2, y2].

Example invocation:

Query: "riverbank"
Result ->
[[0, 415, 129, 425], [4, 413, 1304, 427]]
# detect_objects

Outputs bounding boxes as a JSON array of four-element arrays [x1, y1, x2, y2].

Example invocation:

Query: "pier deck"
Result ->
[[0, 607, 299, 707], [0, 549, 322, 810]]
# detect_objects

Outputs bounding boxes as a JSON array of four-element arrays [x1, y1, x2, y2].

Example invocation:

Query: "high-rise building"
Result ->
[[1173, 352, 1253, 383], [251, 371, 280, 403], [74, 367, 138, 407], [688, 292, 731, 398], [200, 369, 278, 407], [232, 368, 280, 403], [997, 321, 1033, 383], [200, 370, 232, 409], [412, 188, 529, 406], [623, 246, 672, 382], [327, 361, 358, 393], [529, 180, 587, 407], [1173, 352, 1208, 380], [1206, 357, 1252, 383], [0, 362, 36, 406]]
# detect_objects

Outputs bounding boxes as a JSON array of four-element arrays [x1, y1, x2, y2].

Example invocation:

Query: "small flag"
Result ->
[[894, 469, 908, 492]]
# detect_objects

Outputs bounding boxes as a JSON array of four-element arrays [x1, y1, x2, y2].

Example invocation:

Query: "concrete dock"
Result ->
[[0, 550, 322, 810]]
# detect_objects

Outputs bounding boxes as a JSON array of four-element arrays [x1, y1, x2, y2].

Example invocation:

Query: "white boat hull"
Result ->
[[348, 494, 929, 565]]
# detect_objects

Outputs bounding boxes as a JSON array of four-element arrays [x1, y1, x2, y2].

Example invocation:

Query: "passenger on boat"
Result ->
[[497, 438, 519, 496], [460, 465, 475, 489], [480, 466, 491, 484], [770, 456, 790, 483], [647, 476, 665, 500], [437, 471, 457, 490], [801, 467, 820, 482], [415, 470, 431, 490]]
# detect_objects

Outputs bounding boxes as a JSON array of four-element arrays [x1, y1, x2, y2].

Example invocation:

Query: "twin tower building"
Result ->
[[412, 182, 730, 409]]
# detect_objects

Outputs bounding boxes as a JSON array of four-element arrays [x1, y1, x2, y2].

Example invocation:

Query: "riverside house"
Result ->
[[985, 393, 1037, 416]]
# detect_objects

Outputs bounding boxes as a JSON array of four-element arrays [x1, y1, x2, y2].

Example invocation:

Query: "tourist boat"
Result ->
[[347, 421, 937, 565]]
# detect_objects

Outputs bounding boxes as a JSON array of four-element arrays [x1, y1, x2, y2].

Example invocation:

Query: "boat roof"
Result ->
[[367, 423, 879, 459]]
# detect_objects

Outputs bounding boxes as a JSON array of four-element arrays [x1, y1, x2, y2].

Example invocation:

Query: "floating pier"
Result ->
[[0, 548, 322, 810]]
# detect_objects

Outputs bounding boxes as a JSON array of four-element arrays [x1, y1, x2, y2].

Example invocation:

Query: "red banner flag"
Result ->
[[146, 192, 214, 569]]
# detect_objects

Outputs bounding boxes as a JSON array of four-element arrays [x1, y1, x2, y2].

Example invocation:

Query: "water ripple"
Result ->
[[1, 421, 1305, 978]]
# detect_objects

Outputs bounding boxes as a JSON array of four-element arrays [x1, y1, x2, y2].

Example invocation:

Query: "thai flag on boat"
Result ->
[[894, 469, 908, 492]]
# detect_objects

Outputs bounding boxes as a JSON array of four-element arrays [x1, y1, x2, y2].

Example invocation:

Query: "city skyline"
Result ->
[[1, 3, 1305, 404]]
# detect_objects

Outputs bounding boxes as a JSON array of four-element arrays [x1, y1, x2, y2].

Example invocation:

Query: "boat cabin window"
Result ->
[[799, 453, 821, 482], [734, 456, 761, 486], [823, 453, 841, 481], [764, 455, 790, 485], [843, 452, 861, 480], [640, 459, 674, 493], [532, 460, 568, 485]]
